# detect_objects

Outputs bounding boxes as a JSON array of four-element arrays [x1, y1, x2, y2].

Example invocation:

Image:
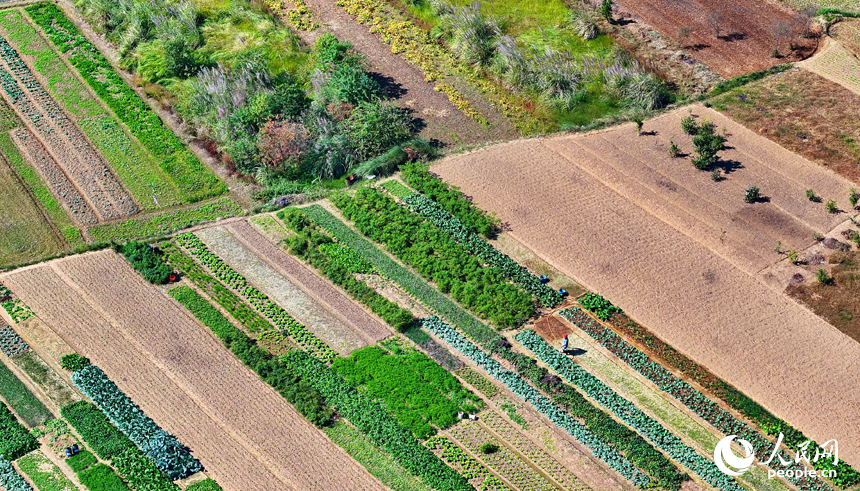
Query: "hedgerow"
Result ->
[[169, 286, 334, 427], [176, 233, 337, 361], [331, 187, 534, 328], [71, 365, 202, 480], [278, 207, 414, 332], [24, 3, 226, 203], [284, 349, 474, 491], [517, 329, 741, 491], [420, 317, 650, 487], [560, 308, 853, 490], [0, 401, 38, 460]]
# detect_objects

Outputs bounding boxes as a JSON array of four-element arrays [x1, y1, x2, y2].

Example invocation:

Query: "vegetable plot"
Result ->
[[425, 436, 509, 491], [559, 308, 848, 491], [176, 232, 336, 362], [0, 401, 39, 459], [516, 329, 742, 491], [419, 317, 650, 488], [71, 364, 202, 480], [0, 456, 31, 491]]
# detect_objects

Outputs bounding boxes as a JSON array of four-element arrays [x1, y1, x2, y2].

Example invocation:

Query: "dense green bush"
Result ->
[[61, 353, 91, 371], [0, 402, 38, 460], [185, 479, 223, 491], [66, 450, 97, 472], [119, 242, 174, 284], [342, 101, 412, 161], [78, 463, 131, 491], [579, 292, 621, 321]]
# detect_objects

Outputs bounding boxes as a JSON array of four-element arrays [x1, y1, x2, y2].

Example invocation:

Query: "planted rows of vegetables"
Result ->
[[399, 164, 500, 239], [161, 242, 274, 334], [70, 364, 202, 480], [24, 3, 226, 203], [176, 232, 336, 362], [425, 436, 509, 491], [61, 401, 179, 491], [331, 188, 534, 329], [448, 421, 556, 491], [283, 350, 475, 491], [419, 316, 651, 488], [0, 456, 31, 491], [277, 208, 415, 332], [332, 345, 482, 439], [560, 308, 847, 490], [455, 367, 499, 399], [169, 286, 334, 427], [0, 285, 33, 324], [300, 205, 499, 345], [16, 451, 79, 491], [0, 325, 29, 357], [479, 411, 587, 491], [516, 329, 742, 491], [397, 190, 560, 308], [0, 401, 38, 460]]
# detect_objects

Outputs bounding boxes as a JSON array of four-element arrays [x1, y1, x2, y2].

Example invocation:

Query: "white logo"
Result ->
[[714, 436, 755, 476]]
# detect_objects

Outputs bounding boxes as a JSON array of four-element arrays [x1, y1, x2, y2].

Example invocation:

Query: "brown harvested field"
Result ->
[[227, 220, 392, 342], [432, 106, 860, 467], [615, 0, 816, 78], [799, 40, 860, 95], [711, 67, 860, 184], [0, 251, 385, 491], [195, 225, 379, 355]]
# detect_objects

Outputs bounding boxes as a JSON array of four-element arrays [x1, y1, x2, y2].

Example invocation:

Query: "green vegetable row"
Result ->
[[425, 436, 508, 490], [0, 401, 38, 460], [0, 456, 31, 491], [331, 187, 534, 328]]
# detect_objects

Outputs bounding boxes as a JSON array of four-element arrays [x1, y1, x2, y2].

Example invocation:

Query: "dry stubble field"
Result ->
[[0, 251, 384, 491], [799, 39, 860, 95], [433, 106, 860, 467]]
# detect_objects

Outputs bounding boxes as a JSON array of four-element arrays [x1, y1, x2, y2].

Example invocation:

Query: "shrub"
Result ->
[[327, 64, 381, 105], [825, 199, 838, 213], [743, 186, 760, 203], [479, 442, 499, 454], [710, 169, 722, 181], [850, 187, 859, 208], [813, 232, 824, 241], [567, 10, 598, 40], [680, 115, 698, 135], [119, 242, 174, 284], [579, 292, 622, 321], [632, 115, 644, 133], [816, 268, 831, 285], [600, 0, 613, 22], [256, 119, 313, 171], [806, 189, 817, 201], [668, 140, 681, 158], [341, 100, 411, 161], [61, 353, 91, 371], [787, 250, 799, 263]]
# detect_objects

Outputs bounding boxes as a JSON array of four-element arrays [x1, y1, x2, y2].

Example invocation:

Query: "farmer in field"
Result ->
[[561, 335, 569, 354]]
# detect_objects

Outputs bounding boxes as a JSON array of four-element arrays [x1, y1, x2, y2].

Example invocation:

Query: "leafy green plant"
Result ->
[[119, 242, 173, 284], [680, 115, 698, 135], [0, 402, 39, 460], [813, 232, 824, 241], [66, 450, 97, 473], [632, 114, 643, 133], [710, 169, 722, 181], [479, 442, 499, 454], [787, 250, 799, 263], [78, 464, 130, 491], [600, 0, 613, 22], [185, 479, 224, 491], [806, 189, 818, 202], [579, 292, 622, 321], [825, 199, 838, 213], [61, 354, 91, 371], [850, 188, 859, 208], [16, 451, 76, 491], [0, 457, 31, 491], [668, 140, 681, 158], [743, 186, 760, 203], [817, 268, 831, 285]]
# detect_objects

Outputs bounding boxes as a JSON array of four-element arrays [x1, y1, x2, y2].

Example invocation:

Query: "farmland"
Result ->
[[433, 105, 860, 467], [800, 40, 860, 94]]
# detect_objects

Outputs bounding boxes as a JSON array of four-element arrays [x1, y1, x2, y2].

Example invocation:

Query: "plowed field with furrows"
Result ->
[[0, 251, 385, 491], [433, 106, 860, 468]]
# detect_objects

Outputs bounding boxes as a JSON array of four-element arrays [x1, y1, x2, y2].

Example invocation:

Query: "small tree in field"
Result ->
[[256, 118, 314, 171], [600, 0, 613, 23], [744, 186, 760, 203], [668, 139, 681, 157], [806, 189, 818, 202], [632, 115, 644, 134], [816, 268, 831, 285], [707, 12, 725, 38], [678, 27, 693, 49], [849, 187, 859, 208], [825, 199, 838, 213]]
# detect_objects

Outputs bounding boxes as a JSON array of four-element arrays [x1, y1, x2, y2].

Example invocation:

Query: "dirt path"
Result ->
[[287, 1, 518, 148], [432, 111, 860, 468], [0, 251, 387, 491]]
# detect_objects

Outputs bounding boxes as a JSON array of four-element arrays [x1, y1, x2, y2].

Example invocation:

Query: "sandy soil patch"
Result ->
[[195, 225, 373, 355], [0, 251, 385, 491], [432, 109, 860, 467], [799, 40, 860, 95]]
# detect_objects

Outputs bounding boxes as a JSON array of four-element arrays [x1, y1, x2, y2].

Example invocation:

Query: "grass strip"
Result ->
[[300, 205, 499, 345], [0, 361, 52, 427], [324, 420, 434, 491]]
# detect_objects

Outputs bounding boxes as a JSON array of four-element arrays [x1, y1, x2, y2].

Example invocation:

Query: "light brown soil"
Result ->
[[799, 39, 860, 95], [533, 317, 572, 343], [830, 18, 860, 57], [356, 273, 434, 319], [0, 250, 385, 491], [711, 67, 860, 185], [613, 0, 818, 78], [226, 220, 392, 344], [432, 107, 860, 468], [195, 224, 375, 355]]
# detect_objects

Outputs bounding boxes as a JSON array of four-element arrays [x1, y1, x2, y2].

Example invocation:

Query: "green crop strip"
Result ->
[[300, 205, 499, 345], [16, 451, 76, 491], [78, 463, 131, 491], [0, 401, 38, 460], [425, 436, 508, 490], [185, 479, 223, 491], [24, 3, 226, 203], [0, 360, 52, 427], [0, 456, 30, 491]]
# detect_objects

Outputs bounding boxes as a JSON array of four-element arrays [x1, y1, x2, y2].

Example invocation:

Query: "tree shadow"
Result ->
[[615, 18, 636, 26], [713, 159, 744, 174], [718, 32, 746, 42], [689, 43, 711, 51], [369, 72, 407, 99], [640, 130, 658, 136]]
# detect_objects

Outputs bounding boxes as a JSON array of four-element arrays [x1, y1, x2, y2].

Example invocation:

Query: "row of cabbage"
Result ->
[[560, 308, 842, 491], [0, 457, 31, 491], [419, 316, 650, 487], [516, 329, 743, 491], [71, 364, 202, 480], [399, 191, 561, 308], [176, 233, 336, 362]]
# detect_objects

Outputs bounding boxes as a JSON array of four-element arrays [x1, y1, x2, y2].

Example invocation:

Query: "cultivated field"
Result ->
[[615, 0, 816, 77], [800, 40, 860, 95], [0, 251, 385, 491], [831, 19, 860, 56], [195, 224, 385, 355], [433, 106, 860, 467]]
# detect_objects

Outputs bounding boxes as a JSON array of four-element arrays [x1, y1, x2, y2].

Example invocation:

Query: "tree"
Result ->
[[816, 268, 831, 285], [256, 119, 314, 171], [342, 100, 411, 161], [707, 12, 724, 38], [677, 27, 693, 49], [600, 0, 612, 23], [744, 186, 760, 203], [632, 115, 644, 134], [770, 21, 792, 57], [825, 199, 838, 213], [849, 187, 859, 208]]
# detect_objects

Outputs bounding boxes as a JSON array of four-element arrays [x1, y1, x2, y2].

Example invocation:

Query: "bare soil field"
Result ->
[[432, 108, 860, 467], [831, 19, 860, 57], [195, 225, 375, 355], [0, 251, 384, 491], [799, 39, 860, 94], [227, 220, 392, 343], [711, 68, 860, 184], [614, 0, 817, 78]]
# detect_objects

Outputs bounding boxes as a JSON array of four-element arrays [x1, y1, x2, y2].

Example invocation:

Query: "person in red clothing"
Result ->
[[561, 334, 569, 353]]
